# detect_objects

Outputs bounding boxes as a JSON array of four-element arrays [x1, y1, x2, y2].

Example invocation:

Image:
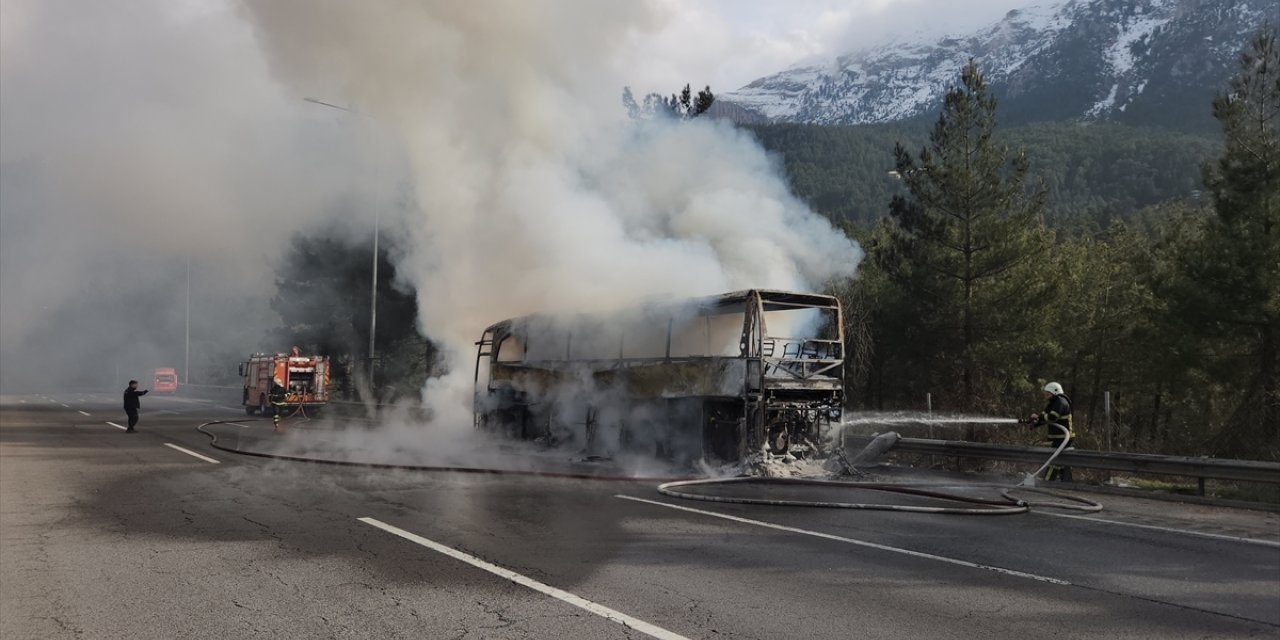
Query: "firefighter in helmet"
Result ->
[[1027, 381, 1075, 481], [269, 377, 288, 432]]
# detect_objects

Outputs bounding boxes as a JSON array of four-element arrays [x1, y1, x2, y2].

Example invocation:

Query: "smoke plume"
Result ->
[[239, 0, 864, 424], [0, 0, 378, 391], [2, 0, 862, 431]]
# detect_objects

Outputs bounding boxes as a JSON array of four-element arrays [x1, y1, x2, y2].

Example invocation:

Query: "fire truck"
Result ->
[[239, 349, 330, 416], [152, 367, 178, 393]]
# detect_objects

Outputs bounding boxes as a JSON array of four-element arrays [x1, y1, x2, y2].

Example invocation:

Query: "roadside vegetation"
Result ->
[[829, 29, 1279, 461]]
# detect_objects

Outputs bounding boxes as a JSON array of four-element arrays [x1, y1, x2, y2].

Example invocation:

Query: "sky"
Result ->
[[0, 0, 1036, 396], [636, 0, 1038, 92]]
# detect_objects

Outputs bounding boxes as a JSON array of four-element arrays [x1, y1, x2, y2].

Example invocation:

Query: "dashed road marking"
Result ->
[[616, 494, 1070, 586], [359, 517, 692, 640], [163, 443, 220, 464], [105, 422, 128, 431], [78, 411, 91, 417]]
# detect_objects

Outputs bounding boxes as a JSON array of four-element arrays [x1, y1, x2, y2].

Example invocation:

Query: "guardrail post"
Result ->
[[1197, 477, 1206, 496], [1104, 391, 1112, 452]]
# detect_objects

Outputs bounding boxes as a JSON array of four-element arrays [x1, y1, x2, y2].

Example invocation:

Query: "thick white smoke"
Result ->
[[240, 0, 863, 424], [0, 0, 379, 390]]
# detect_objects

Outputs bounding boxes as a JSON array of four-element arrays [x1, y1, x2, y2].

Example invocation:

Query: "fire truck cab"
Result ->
[[239, 351, 330, 416], [152, 367, 178, 393]]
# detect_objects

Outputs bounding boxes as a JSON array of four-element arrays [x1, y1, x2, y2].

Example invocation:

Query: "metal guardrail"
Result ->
[[844, 434, 1280, 486]]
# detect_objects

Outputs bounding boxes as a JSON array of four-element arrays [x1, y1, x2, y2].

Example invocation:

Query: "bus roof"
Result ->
[[481, 288, 839, 334]]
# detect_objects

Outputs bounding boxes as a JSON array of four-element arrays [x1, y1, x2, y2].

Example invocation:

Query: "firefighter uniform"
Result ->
[[269, 380, 288, 432], [1035, 391, 1075, 482]]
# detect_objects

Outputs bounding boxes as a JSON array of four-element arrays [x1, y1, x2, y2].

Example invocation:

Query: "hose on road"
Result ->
[[655, 477, 1102, 515], [657, 422, 1102, 514], [196, 418, 1102, 514], [195, 418, 684, 482]]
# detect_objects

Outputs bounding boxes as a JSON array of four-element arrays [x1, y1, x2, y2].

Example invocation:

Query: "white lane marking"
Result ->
[[220, 406, 246, 413], [224, 422, 253, 429], [163, 443, 220, 464], [19, 400, 26, 404], [616, 495, 1070, 586], [106, 422, 128, 431], [155, 409, 181, 415], [358, 517, 692, 640], [78, 411, 91, 417], [1038, 511, 1280, 549], [60, 403, 70, 408]]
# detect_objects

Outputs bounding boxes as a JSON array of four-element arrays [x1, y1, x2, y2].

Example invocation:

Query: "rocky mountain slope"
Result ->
[[719, 0, 1273, 131]]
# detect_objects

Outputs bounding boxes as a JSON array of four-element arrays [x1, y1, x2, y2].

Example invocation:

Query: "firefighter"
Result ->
[[1028, 381, 1075, 482], [269, 378, 288, 432]]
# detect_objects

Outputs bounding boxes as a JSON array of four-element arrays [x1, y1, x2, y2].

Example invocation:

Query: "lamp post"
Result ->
[[304, 97, 381, 391], [185, 258, 190, 384]]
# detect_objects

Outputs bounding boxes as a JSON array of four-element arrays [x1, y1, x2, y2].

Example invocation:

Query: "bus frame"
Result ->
[[472, 289, 844, 464]]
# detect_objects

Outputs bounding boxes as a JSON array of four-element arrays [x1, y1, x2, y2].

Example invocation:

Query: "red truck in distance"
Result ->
[[152, 368, 178, 393]]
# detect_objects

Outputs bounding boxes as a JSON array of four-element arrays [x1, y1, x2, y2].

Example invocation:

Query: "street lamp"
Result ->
[[185, 258, 190, 384], [304, 97, 381, 391]]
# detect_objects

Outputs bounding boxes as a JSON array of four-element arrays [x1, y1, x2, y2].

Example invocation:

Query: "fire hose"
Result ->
[[196, 417, 1101, 514], [1020, 422, 1073, 485], [655, 477, 1102, 515], [656, 423, 1102, 514], [195, 417, 686, 482]]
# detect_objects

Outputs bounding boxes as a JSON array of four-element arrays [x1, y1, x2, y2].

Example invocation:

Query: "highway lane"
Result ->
[[2, 393, 1278, 639]]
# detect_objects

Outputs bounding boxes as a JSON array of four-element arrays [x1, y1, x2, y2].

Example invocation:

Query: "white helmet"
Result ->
[[1044, 381, 1064, 395]]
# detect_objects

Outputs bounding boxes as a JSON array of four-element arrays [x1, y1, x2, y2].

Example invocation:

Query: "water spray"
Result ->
[[842, 413, 1020, 427]]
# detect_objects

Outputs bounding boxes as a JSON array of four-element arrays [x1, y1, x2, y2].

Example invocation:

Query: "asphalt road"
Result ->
[[2, 392, 1278, 639]]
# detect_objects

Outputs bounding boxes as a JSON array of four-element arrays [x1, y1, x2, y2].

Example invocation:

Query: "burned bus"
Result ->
[[472, 289, 844, 465]]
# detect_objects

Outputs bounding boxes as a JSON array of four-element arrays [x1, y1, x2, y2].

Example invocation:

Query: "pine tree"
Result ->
[[875, 60, 1054, 409], [622, 84, 715, 120], [1168, 28, 1280, 456], [662, 84, 715, 119], [271, 232, 433, 400]]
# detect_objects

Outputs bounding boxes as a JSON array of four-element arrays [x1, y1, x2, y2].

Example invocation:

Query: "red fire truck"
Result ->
[[239, 350, 330, 416], [152, 368, 178, 393]]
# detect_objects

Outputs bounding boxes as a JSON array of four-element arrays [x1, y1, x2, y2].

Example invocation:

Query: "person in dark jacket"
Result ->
[[1028, 381, 1074, 481], [123, 380, 149, 433]]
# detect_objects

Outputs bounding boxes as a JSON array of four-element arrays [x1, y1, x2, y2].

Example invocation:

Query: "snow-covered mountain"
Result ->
[[718, 0, 1274, 130]]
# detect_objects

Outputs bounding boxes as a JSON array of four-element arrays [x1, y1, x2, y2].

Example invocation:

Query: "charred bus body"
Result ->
[[473, 289, 844, 465]]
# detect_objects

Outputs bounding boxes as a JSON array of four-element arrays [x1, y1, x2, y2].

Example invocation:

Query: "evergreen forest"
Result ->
[[816, 32, 1279, 462]]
